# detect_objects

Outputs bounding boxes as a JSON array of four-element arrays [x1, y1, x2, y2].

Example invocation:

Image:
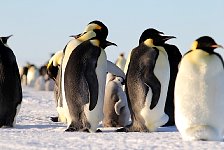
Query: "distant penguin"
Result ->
[[47, 50, 63, 81], [34, 65, 48, 91], [175, 36, 224, 141], [61, 21, 117, 132], [27, 64, 39, 87], [115, 53, 126, 71], [163, 40, 182, 126], [103, 73, 130, 127], [118, 28, 175, 132], [0, 35, 22, 127]]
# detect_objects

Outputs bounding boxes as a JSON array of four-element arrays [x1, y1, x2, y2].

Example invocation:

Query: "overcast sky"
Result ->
[[1, 0, 224, 67]]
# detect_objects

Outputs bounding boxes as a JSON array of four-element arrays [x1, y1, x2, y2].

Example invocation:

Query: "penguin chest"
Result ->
[[154, 50, 170, 83], [153, 50, 170, 104], [175, 51, 224, 129]]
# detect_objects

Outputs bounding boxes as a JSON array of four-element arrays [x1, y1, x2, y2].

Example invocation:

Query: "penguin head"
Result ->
[[114, 76, 125, 86], [90, 29, 117, 49], [191, 36, 223, 53], [73, 20, 108, 41], [84, 20, 108, 40], [0, 35, 13, 47], [139, 28, 175, 46]]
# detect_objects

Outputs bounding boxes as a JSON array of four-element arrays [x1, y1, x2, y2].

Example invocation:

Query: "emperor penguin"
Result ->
[[0, 35, 22, 127], [175, 36, 224, 141], [61, 27, 117, 132], [48, 20, 114, 123], [115, 53, 126, 71], [26, 64, 39, 87], [103, 73, 130, 127], [118, 28, 175, 132]]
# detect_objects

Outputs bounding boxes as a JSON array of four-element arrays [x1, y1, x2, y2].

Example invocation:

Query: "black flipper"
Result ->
[[84, 58, 99, 111], [142, 48, 161, 109], [143, 74, 161, 109]]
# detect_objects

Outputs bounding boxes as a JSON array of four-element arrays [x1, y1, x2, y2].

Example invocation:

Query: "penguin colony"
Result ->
[[2, 20, 224, 141]]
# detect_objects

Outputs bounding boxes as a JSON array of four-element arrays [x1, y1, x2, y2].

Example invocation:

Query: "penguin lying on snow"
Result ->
[[103, 73, 130, 127], [0, 35, 22, 128], [175, 36, 224, 141], [118, 28, 175, 132]]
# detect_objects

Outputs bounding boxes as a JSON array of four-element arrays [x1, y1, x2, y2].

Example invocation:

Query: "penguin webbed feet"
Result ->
[[116, 127, 128, 132], [50, 116, 59, 122]]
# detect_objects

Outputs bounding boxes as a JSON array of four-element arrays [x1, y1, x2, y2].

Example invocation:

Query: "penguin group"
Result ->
[[1, 20, 224, 142]]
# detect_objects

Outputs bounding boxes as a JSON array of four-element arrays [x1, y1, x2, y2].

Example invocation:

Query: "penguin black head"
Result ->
[[0, 35, 13, 45], [139, 28, 175, 46], [191, 36, 223, 53], [91, 29, 117, 49], [87, 20, 108, 40], [74, 20, 109, 40]]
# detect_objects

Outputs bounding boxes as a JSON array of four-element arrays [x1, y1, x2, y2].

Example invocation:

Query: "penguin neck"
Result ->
[[78, 31, 96, 42], [144, 39, 166, 53], [90, 39, 100, 47], [144, 39, 154, 47]]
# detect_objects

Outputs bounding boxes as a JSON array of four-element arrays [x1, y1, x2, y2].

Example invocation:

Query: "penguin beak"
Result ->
[[162, 35, 176, 41], [101, 40, 117, 49], [70, 32, 88, 39], [211, 44, 223, 49], [69, 33, 82, 39], [6, 35, 13, 39]]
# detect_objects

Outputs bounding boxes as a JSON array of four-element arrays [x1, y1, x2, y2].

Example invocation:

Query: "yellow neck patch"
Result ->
[[78, 31, 96, 42], [191, 41, 198, 50], [144, 39, 154, 47], [90, 39, 100, 47]]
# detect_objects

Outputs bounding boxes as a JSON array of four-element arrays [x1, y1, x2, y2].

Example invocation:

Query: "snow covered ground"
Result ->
[[0, 86, 224, 150]]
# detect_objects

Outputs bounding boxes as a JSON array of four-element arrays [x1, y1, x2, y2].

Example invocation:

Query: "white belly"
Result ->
[[84, 49, 107, 132], [140, 50, 170, 131], [175, 50, 224, 140]]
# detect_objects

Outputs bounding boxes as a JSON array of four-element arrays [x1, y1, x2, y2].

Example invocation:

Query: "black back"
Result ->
[[0, 40, 22, 127], [163, 44, 182, 126], [64, 40, 101, 117], [126, 43, 160, 117]]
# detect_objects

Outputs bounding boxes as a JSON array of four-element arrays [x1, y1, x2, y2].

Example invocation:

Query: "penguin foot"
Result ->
[[50, 117, 59, 122], [116, 127, 128, 132], [80, 128, 90, 133], [96, 129, 102, 132], [65, 126, 79, 132]]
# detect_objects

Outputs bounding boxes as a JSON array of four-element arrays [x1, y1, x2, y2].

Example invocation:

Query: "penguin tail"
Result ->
[[184, 125, 222, 141]]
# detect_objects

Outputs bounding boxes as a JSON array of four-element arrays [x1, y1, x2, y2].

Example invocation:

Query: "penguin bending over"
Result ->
[[0, 35, 22, 127], [118, 29, 175, 132], [103, 73, 130, 127], [61, 28, 117, 132], [175, 36, 224, 141]]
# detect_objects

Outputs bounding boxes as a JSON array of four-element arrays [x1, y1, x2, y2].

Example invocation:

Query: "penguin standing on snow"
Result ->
[[118, 29, 175, 132], [103, 73, 130, 127], [61, 28, 117, 132], [175, 36, 224, 141], [47, 21, 113, 123], [0, 35, 22, 127]]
